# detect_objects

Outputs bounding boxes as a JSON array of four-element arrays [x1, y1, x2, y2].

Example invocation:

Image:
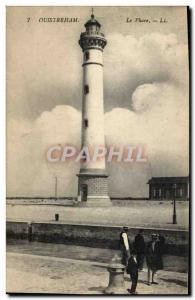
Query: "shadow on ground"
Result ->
[[160, 277, 188, 287], [88, 286, 107, 293]]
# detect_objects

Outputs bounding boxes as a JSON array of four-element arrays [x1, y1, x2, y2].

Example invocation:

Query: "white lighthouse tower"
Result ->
[[77, 11, 111, 206]]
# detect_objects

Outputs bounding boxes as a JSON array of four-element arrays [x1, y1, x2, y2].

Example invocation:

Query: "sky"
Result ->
[[6, 6, 189, 197]]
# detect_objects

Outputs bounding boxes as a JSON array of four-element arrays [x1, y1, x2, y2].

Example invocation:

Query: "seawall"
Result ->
[[6, 221, 189, 256]]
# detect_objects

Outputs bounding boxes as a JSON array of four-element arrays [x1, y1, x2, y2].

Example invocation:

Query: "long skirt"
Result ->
[[146, 254, 162, 272]]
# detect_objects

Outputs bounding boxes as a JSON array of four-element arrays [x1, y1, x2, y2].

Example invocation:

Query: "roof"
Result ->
[[147, 176, 189, 184], [85, 14, 101, 28]]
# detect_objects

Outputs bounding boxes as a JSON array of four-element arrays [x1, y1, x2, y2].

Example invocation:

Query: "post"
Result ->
[[173, 184, 177, 224], [104, 254, 126, 294]]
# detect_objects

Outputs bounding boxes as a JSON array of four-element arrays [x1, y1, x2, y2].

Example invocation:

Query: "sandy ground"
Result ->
[[6, 201, 189, 229], [6, 251, 188, 295]]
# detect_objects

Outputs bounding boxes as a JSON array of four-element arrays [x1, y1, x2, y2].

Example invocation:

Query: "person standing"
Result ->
[[157, 234, 166, 270], [119, 226, 131, 266], [146, 233, 160, 285], [126, 248, 139, 294], [134, 229, 145, 271]]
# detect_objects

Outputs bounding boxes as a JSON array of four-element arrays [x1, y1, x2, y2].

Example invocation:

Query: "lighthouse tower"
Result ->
[[77, 11, 111, 206]]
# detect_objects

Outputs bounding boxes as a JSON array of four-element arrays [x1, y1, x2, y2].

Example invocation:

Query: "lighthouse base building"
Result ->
[[77, 12, 112, 206], [77, 169, 111, 206]]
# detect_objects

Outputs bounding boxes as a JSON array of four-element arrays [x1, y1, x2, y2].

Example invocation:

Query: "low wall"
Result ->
[[6, 221, 189, 256], [6, 221, 29, 239]]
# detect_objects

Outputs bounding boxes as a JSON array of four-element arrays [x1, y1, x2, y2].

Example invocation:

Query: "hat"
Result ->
[[123, 226, 129, 231], [151, 233, 158, 238]]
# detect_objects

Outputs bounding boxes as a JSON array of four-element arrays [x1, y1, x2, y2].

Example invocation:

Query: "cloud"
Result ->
[[104, 81, 188, 197], [106, 81, 188, 159], [104, 32, 188, 109], [7, 23, 189, 118], [7, 82, 189, 197], [132, 83, 162, 112], [7, 106, 81, 197]]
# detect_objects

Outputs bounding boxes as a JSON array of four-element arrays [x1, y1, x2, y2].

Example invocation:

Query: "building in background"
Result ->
[[147, 176, 189, 200]]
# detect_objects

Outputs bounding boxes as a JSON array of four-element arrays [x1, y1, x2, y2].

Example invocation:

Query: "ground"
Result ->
[[6, 242, 188, 295], [6, 201, 189, 294], [6, 200, 189, 230]]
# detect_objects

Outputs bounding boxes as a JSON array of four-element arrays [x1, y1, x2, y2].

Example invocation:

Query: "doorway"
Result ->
[[80, 184, 88, 202], [166, 190, 170, 199]]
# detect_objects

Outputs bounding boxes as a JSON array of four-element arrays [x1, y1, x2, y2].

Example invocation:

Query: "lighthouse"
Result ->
[[77, 11, 111, 206]]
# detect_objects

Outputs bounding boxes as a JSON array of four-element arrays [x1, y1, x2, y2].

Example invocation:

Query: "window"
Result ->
[[84, 119, 88, 128], [82, 151, 87, 162], [84, 85, 89, 94], [85, 51, 90, 61], [173, 184, 177, 197]]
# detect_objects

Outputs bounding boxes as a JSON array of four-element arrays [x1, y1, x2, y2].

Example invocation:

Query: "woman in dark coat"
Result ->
[[146, 234, 161, 285], [157, 234, 166, 270]]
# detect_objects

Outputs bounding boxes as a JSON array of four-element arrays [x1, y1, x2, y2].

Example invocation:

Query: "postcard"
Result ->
[[6, 6, 190, 295]]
